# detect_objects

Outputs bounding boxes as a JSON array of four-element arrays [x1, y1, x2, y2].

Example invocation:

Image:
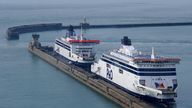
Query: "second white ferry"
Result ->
[[54, 25, 100, 70], [91, 36, 180, 102]]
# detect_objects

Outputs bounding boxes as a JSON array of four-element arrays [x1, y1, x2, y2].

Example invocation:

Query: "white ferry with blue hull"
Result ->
[[91, 36, 180, 102], [54, 25, 100, 70]]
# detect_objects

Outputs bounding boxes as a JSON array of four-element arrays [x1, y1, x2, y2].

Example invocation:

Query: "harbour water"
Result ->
[[0, 1, 192, 108]]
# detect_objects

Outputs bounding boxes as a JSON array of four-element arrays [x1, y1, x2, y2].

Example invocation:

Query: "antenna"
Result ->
[[80, 24, 83, 40], [151, 47, 155, 59], [83, 17, 87, 23]]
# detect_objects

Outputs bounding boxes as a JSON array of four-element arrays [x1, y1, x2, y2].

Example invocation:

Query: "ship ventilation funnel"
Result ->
[[121, 36, 131, 46], [67, 25, 75, 37]]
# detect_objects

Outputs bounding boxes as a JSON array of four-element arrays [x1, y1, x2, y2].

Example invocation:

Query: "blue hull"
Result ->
[[53, 52, 93, 71]]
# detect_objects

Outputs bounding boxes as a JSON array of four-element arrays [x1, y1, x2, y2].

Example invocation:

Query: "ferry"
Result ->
[[91, 36, 180, 102], [54, 25, 100, 70]]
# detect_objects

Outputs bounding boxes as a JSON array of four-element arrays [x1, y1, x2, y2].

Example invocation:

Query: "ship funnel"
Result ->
[[121, 36, 131, 46], [151, 47, 155, 59], [67, 25, 75, 37]]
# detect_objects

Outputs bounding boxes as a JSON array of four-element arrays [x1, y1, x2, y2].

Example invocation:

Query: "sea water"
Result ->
[[0, 1, 192, 108]]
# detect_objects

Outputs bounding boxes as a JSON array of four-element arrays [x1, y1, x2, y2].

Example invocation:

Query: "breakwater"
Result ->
[[87, 22, 192, 28], [6, 23, 62, 40], [7, 22, 192, 40]]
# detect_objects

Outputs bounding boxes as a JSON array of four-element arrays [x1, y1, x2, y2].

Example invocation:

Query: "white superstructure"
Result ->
[[91, 36, 180, 101], [54, 25, 100, 70]]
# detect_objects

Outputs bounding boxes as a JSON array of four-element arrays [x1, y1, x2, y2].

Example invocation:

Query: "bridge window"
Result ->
[[106, 63, 111, 68], [69, 52, 71, 57], [119, 69, 123, 74]]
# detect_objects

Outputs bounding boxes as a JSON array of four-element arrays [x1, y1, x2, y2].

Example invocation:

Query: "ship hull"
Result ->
[[95, 74, 175, 103], [91, 54, 177, 102], [54, 52, 92, 71]]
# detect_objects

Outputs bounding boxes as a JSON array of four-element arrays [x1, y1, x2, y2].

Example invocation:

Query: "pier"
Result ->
[[7, 22, 192, 40], [28, 35, 171, 108]]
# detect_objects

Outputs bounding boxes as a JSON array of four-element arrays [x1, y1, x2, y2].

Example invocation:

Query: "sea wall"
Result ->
[[6, 23, 62, 40], [88, 22, 192, 28], [7, 22, 192, 40]]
